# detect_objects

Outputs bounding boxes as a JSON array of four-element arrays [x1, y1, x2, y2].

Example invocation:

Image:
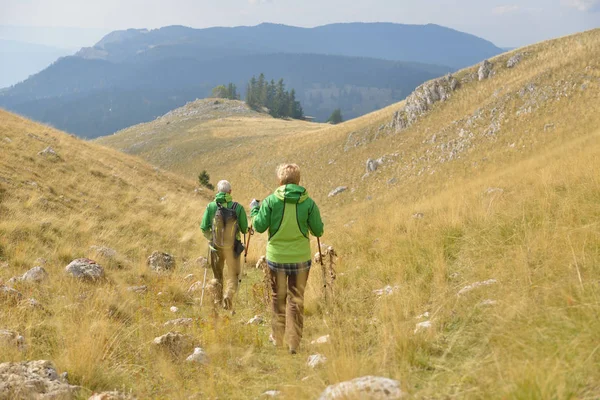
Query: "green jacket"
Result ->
[[201, 192, 248, 241], [251, 184, 324, 263]]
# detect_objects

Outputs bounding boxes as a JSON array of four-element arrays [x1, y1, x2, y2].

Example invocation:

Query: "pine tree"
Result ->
[[327, 108, 343, 124]]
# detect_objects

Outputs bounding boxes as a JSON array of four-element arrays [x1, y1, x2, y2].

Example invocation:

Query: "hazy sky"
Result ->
[[1, 0, 599, 48]]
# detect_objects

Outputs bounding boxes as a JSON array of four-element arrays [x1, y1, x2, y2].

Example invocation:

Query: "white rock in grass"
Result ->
[[262, 390, 281, 397], [457, 279, 498, 296], [479, 299, 498, 307], [328, 186, 348, 197], [170, 306, 179, 313], [21, 266, 49, 283], [373, 285, 400, 297], [65, 258, 104, 281], [184, 274, 195, 281], [311, 335, 330, 345], [414, 321, 432, 334], [186, 347, 208, 364], [127, 285, 148, 294], [307, 354, 327, 368], [247, 315, 264, 325], [88, 391, 135, 399], [318, 376, 404, 399], [147, 251, 175, 272], [0, 329, 25, 349], [416, 312, 430, 320], [0, 285, 23, 302]]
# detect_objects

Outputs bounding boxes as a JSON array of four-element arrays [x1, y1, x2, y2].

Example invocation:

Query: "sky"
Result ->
[[0, 0, 599, 48]]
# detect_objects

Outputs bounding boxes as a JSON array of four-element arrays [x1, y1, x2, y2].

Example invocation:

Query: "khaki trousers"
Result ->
[[210, 246, 241, 306], [269, 268, 310, 351]]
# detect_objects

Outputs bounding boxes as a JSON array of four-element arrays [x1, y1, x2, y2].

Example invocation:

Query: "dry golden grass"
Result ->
[[1, 28, 600, 399]]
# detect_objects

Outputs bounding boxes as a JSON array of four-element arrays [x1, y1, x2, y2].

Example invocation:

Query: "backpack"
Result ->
[[212, 202, 239, 248]]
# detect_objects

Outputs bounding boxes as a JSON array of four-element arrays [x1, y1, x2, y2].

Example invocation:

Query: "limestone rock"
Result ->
[[147, 251, 175, 272], [65, 258, 104, 281], [311, 335, 330, 345], [458, 279, 498, 296], [0, 285, 23, 303], [247, 315, 264, 325], [89, 245, 117, 259], [318, 376, 404, 399], [366, 158, 382, 173], [164, 318, 193, 327], [373, 285, 400, 297], [328, 186, 348, 197], [0, 360, 80, 399], [262, 390, 281, 397], [0, 329, 25, 349], [21, 266, 49, 283], [255, 256, 267, 270], [307, 354, 327, 368], [414, 321, 432, 334], [506, 53, 523, 68], [478, 60, 493, 81], [185, 347, 208, 364], [391, 74, 459, 133], [153, 332, 193, 356], [170, 306, 179, 313], [38, 146, 59, 157], [127, 285, 148, 294]]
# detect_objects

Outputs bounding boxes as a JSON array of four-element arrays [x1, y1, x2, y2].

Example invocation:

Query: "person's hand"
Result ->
[[250, 199, 260, 209]]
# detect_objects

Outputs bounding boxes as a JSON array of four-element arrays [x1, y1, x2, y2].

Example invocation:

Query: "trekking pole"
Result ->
[[317, 237, 324, 266], [317, 236, 326, 301], [200, 244, 210, 307]]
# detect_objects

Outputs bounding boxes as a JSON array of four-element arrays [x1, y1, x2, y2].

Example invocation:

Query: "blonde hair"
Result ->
[[277, 163, 301, 185]]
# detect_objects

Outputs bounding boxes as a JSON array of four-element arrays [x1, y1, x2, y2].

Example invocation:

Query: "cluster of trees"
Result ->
[[212, 83, 240, 100], [245, 74, 303, 119]]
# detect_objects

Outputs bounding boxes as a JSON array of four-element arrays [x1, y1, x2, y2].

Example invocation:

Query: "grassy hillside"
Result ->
[[2, 28, 599, 399]]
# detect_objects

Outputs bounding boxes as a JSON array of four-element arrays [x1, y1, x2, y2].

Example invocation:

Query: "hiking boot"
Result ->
[[289, 348, 297, 355]]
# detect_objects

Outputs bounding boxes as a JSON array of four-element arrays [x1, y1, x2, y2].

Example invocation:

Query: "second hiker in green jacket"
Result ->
[[201, 180, 248, 310], [250, 163, 324, 354]]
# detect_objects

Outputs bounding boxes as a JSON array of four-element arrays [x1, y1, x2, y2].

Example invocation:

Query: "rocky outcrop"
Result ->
[[0, 360, 80, 399], [65, 259, 105, 281], [478, 60, 494, 81], [391, 75, 459, 133], [21, 266, 49, 283], [507, 53, 523, 68], [307, 354, 327, 368], [88, 391, 136, 400], [318, 376, 404, 399], [185, 347, 208, 364], [147, 251, 175, 272], [153, 332, 194, 356], [0, 285, 23, 303]]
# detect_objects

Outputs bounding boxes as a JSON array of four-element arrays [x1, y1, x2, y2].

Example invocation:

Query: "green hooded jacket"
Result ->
[[201, 192, 248, 241], [250, 184, 324, 263]]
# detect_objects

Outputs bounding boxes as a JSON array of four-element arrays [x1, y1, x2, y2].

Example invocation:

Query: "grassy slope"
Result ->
[[2, 28, 599, 399]]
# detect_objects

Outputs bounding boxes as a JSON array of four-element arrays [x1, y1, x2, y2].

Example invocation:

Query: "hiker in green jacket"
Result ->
[[250, 164, 324, 354], [201, 180, 248, 310]]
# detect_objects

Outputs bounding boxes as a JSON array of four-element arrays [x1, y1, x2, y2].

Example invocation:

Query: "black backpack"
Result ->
[[212, 202, 239, 248]]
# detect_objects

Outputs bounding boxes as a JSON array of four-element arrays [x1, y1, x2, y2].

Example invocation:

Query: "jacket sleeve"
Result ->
[[200, 203, 213, 238], [307, 200, 324, 237], [237, 205, 248, 234], [251, 197, 271, 234]]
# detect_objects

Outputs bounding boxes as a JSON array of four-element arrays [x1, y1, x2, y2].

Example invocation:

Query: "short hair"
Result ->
[[217, 180, 231, 193], [277, 164, 301, 185]]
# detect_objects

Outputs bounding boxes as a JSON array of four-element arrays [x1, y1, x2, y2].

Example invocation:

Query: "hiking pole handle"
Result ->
[[317, 236, 324, 266]]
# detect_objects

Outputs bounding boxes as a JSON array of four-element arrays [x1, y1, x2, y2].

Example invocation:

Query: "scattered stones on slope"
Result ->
[[458, 279, 498, 296], [37, 146, 60, 158], [65, 258, 105, 281], [328, 186, 348, 197], [0, 360, 80, 399], [186, 347, 208, 364], [262, 390, 281, 397], [391, 74, 459, 133], [478, 60, 494, 81], [507, 53, 523, 68], [307, 354, 327, 368], [147, 251, 175, 272], [0, 329, 25, 349], [318, 376, 404, 400]]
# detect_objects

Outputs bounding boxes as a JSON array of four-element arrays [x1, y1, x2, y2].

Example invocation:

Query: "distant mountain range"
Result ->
[[0, 23, 504, 138], [0, 39, 74, 88]]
